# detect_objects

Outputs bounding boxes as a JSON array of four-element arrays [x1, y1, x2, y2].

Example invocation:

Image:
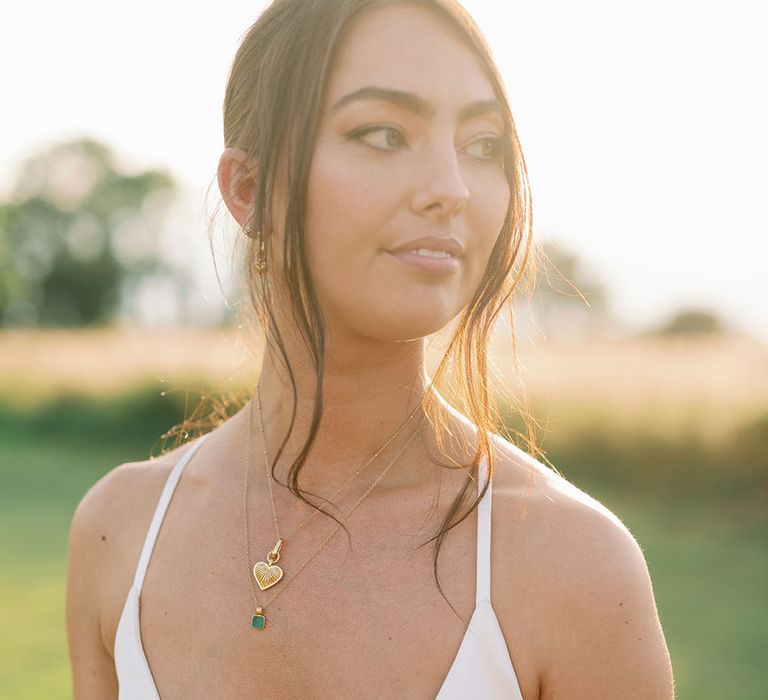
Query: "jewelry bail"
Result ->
[[268, 538, 284, 564]]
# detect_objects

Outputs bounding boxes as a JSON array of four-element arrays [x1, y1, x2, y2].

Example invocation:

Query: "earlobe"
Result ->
[[218, 147, 258, 227]]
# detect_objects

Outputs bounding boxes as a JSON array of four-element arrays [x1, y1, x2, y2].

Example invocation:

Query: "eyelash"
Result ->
[[345, 125, 504, 164]]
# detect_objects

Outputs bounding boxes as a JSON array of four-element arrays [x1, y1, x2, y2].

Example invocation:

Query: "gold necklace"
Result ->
[[248, 386, 424, 590], [243, 387, 425, 630]]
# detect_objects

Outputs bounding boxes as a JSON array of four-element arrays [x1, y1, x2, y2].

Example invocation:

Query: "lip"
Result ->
[[387, 249, 461, 275], [389, 236, 465, 258]]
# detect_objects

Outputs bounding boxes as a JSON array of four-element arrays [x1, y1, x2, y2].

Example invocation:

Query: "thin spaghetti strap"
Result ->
[[475, 454, 492, 604], [132, 434, 209, 592]]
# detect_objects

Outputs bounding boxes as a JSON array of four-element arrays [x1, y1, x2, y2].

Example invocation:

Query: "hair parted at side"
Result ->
[[173, 0, 544, 614]]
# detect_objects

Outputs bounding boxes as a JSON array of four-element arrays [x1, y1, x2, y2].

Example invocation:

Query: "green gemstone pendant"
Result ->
[[251, 607, 266, 630]]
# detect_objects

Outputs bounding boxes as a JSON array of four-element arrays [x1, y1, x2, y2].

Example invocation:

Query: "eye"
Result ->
[[463, 136, 503, 163], [347, 125, 406, 151]]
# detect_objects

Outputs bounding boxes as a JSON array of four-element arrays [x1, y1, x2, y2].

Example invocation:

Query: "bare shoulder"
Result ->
[[488, 431, 638, 543], [488, 434, 675, 699], [65, 441, 194, 696], [68, 443, 188, 578]]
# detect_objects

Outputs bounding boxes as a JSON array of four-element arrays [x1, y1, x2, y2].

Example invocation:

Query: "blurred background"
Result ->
[[0, 1, 765, 698]]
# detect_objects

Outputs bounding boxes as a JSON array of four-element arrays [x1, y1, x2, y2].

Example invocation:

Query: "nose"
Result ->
[[410, 140, 470, 220]]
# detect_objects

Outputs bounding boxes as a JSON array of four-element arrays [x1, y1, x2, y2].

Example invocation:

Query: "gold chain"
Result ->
[[254, 384, 423, 542], [243, 386, 426, 622]]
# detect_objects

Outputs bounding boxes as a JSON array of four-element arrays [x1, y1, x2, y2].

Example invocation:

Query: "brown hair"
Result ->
[[178, 0, 541, 616]]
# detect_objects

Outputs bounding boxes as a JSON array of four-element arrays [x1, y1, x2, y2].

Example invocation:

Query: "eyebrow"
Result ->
[[330, 86, 504, 123]]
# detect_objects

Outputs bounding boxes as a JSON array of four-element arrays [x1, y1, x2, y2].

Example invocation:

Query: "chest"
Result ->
[[105, 482, 543, 699]]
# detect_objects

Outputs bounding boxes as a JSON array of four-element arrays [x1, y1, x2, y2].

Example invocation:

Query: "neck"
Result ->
[[252, 334, 453, 495]]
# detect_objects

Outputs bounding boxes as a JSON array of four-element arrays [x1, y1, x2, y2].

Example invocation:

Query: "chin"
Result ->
[[353, 307, 460, 343]]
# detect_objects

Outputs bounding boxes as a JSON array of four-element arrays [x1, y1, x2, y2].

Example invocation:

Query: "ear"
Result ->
[[217, 147, 258, 227]]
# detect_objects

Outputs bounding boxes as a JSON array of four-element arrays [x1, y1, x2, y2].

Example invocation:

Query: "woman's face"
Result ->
[[303, 3, 510, 343]]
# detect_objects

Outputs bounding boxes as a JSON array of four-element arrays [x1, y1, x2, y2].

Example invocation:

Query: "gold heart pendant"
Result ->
[[253, 561, 283, 590]]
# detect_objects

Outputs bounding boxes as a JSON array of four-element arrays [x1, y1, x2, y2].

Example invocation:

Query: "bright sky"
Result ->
[[1, 1, 766, 340]]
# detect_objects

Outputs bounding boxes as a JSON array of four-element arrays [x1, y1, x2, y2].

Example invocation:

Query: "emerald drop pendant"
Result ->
[[251, 607, 266, 630]]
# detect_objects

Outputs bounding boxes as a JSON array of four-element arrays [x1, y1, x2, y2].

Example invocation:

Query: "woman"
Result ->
[[66, 0, 675, 698]]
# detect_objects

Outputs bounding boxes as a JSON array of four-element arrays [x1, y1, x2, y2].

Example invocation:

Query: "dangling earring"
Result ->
[[254, 230, 267, 276], [243, 224, 267, 276]]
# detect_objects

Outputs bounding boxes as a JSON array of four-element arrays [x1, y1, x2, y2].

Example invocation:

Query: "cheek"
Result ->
[[302, 152, 376, 315], [304, 147, 403, 286], [467, 177, 511, 270]]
